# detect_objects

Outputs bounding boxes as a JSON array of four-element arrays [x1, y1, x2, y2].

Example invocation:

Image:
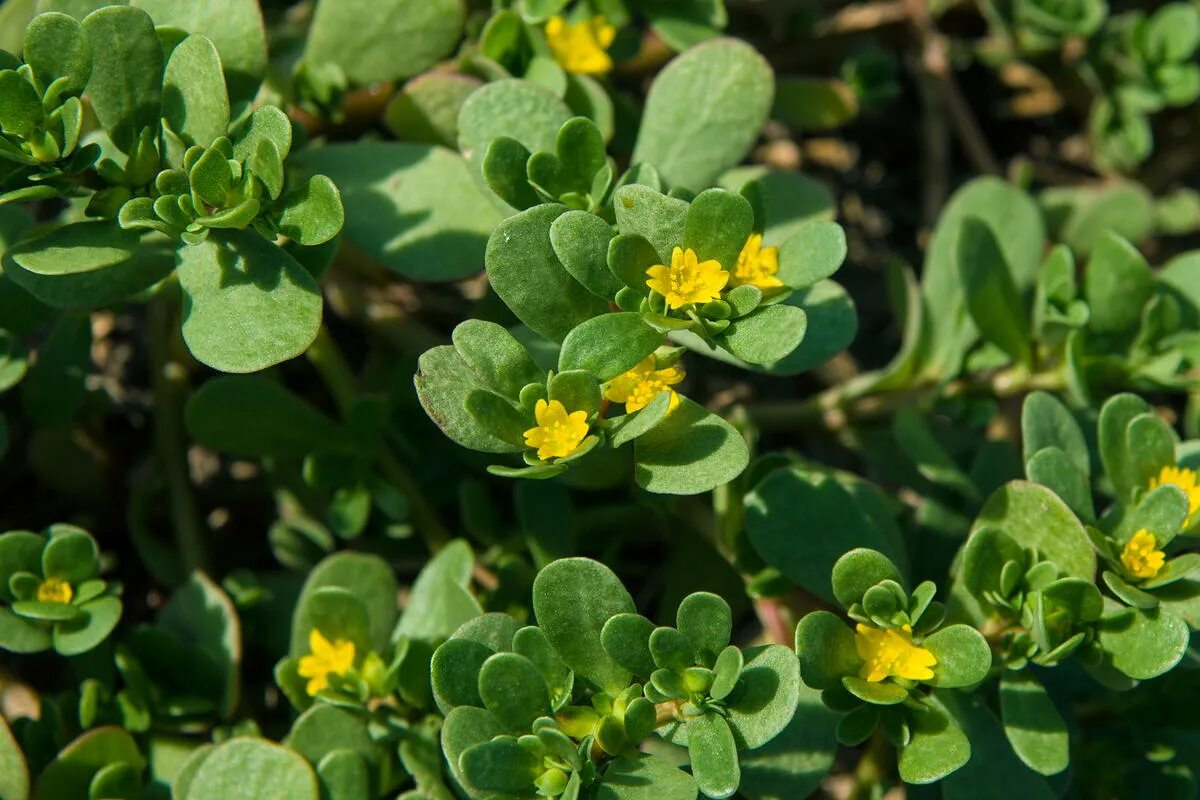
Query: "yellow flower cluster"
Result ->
[[603, 356, 684, 412], [545, 16, 616, 76], [855, 623, 937, 683], [1121, 529, 1165, 580], [645, 235, 784, 311], [523, 399, 590, 461]]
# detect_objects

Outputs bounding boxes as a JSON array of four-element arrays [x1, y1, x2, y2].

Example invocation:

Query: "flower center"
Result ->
[[37, 577, 73, 604], [1120, 529, 1165, 580], [524, 399, 590, 461], [855, 623, 937, 683], [645, 247, 730, 310], [297, 629, 356, 696]]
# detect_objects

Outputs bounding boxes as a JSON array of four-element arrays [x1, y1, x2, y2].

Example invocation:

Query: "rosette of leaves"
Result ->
[[1012, 0, 1108, 51], [795, 549, 991, 785], [0, 524, 123, 656], [481, 182, 848, 375], [103, 572, 241, 734], [1021, 393, 1200, 614], [1090, 4, 1200, 170], [881, 177, 1200, 395], [1123, 4, 1200, 108], [601, 593, 801, 798], [414, 319, 749, 493], [432, 557, 803, 800], [0, 7, 343, 374], [0, 13, 100, 205], [119, 107, 340, 248], [275, 546, 487, 800], [954, 474, 1190, 686], [485, 117, 614, 213], [948, 461, 1191, 776], [275, 552, 401, 713]]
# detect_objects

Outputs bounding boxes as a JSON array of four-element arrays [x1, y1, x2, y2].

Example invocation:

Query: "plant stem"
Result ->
[[148, 285, 208, 575], [305, 323, 451, 552], [378, 449, 451, 551], [904, 0, 1002, 176], [850, 730, 894, 800], [305, 324, 359, 418], [745, 365, 1066, 432]]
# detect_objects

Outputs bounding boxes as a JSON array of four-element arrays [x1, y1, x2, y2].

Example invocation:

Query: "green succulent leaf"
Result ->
[[559, 313, 662, 381], [1093, 606, 1190, 680], [632, 39, 773, 193], [923, 624, 991, 688], [532, 558, 635, 693], [794, 611, 860, 690], [80, 6, 163, 152], [176, 229, 322, 373], [632, 397, 749, 495], [297, 142, 501, 281], [276, 175, 344, 246], [595, 754, 698, 800], [897, 700, 970, 784], [478, 651, 552, 732], [726, 644, 802, 749], [180, 738, 318, 800], [486, 204, 609, 342], [305, 0, 464, 86], [687, 712, 740, 800], [957, 217, 1032, 367], [971, 481, 1096, 581], [999, 670, 1068, 776], [748, 472, 904, 605], [163, 34, 230, 150]]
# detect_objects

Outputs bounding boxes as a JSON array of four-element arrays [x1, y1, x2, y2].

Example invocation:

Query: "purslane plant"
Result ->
[[5, 2, 1200, 800], [0, 7, 345, 374], [416, 42, 853, 494]]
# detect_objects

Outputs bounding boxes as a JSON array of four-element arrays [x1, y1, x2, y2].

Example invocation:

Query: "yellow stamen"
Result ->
[[297, 629, 356, 696], [645, 247, 729, 310], [36, 577, 73, 604], [854, 623, 937, 683], [603, 356, 684, 412], [523, 398, 589, 461], [544, 16, 616, 76], [1120, 529, 1165, 580], [730, 233, 783, 290]]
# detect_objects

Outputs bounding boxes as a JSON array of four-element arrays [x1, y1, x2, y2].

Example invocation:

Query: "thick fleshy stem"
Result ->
[[148, 284, 208, 574]]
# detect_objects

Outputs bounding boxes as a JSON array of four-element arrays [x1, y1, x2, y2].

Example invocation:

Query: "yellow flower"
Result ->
[[1120, 529, 1166, 580], [646, 247, 729, 310], [603, 357, 684, 412], [1150, 465, 1200, 525], [297, 629, 356, 696], [36, 577, 72, 604], [523, 399, 589, 461], [730, 233, 783, 290], [545, 15, 616, 76], [855, 623, 937, 683]]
